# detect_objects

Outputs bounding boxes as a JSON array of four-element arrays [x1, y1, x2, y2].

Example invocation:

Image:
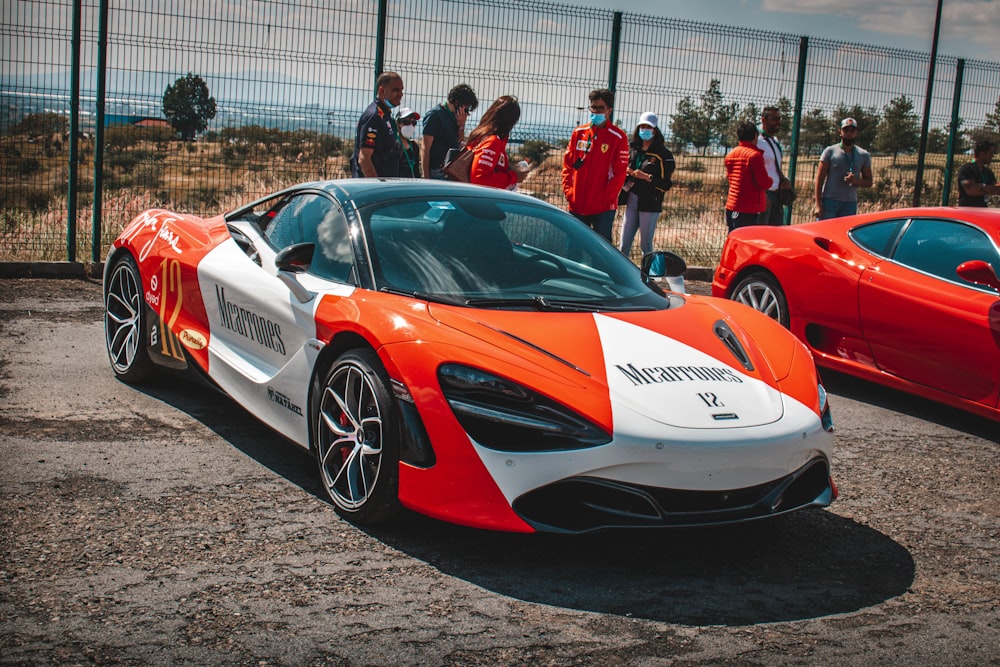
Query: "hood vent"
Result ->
[[714, 320, 754, 372]]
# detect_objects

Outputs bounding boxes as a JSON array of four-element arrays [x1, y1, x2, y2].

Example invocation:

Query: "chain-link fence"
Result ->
[[2, 0, 999, 266]]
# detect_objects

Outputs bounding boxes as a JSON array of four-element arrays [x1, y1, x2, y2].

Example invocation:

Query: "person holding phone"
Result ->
[[422, 83, 479, 180]]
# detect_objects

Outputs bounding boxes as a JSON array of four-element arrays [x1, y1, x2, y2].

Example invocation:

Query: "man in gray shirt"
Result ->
[[813, 117, 873, 220]]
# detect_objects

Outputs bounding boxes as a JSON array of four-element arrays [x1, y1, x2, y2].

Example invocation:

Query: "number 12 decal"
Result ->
[[698, 392, 725, 407]]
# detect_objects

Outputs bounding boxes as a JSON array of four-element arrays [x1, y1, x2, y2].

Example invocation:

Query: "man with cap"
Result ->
[[351, 71, 404, 178], [396, 107, 421, 178], [618, 110, 675, 258], [814, 117, 873, 220]]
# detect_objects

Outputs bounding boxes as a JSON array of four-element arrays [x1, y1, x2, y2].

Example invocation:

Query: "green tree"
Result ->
[[162, 73, 217, 141], [10, 112, 68, 139], [799, 108, 834, 156], [875, 95, 920, 163], [669, 95, 711, 154], [925, 120, 967, 155], [517, 139, 553, 166], [723, 102, 760, 152], [984, 94, 1000, 133], [776, 96, 793, 144]]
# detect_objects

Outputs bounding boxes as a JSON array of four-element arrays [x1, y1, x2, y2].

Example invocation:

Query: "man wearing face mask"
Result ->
[[561, 88, 630, 242], [396, 107, 421, 178], [421, 83, 479, 180], [351, 71, 404, 178]]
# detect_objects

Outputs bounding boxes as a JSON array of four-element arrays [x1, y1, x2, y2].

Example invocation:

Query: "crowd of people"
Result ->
[[350, 71, 998, 256]]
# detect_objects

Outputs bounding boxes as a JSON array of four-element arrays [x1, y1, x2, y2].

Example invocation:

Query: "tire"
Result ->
[[104, 254, 155, 383], [314, 349, 401, 524], [730, 271, 789, 328]]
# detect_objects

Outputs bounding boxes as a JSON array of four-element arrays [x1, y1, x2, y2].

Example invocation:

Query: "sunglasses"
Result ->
[[399, 119, 418, 125]]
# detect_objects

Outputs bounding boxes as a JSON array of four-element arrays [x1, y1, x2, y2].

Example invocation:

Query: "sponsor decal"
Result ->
[[267, 386, 303, 416], [179, 329, 207, 350], [616, 363, 744, 386], [215, 285, 286, 355]]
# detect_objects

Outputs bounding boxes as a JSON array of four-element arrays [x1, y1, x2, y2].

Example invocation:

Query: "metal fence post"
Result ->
[[913, 0, 943, 207], [785, 36, 808, 225], [92, 0, 109, 264], [942, 58, 965, 206], [373, 0, 388, 93], [608, 12, 622, 95], [67, 0, 82, 261]]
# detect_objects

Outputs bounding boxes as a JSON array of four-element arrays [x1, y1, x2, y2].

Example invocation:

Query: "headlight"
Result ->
[[438, 364, 611, 452], [818, 382, 835, 433]]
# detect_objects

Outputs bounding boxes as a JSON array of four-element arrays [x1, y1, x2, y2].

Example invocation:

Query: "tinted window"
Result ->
[[265, 193, 355, 283], [363, 196, 667, 308], [850, 219, 905, 257], [892, 218, 999, 286], [265, 193, 330, 249]]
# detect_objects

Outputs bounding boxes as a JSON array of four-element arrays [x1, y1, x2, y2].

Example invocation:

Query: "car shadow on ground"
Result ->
[[822, 369, 1000, 442], [140, 375, 915, 628]]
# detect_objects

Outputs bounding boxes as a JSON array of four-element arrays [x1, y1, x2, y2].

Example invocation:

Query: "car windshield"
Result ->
[[360, 196, 671, 310]]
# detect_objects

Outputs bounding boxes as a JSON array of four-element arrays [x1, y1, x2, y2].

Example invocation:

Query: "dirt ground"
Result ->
[[1, 278, 998, 666]]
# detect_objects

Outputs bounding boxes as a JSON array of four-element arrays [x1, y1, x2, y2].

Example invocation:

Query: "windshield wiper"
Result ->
[[379, 286, 466, 306], [464, 296, 655, 312]]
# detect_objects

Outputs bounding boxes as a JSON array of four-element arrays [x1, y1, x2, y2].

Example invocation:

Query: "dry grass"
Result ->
[[0, 134, 961, 266]]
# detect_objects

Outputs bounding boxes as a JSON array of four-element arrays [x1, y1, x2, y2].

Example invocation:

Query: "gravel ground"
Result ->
[[1, 278, 998, 666]]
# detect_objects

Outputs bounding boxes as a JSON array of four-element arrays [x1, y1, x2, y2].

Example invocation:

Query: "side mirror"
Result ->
[[956, 260, 1000, 291], [275, 242, 315, 273], [641, 251, 687, 279], [275, 243, 316, 303]]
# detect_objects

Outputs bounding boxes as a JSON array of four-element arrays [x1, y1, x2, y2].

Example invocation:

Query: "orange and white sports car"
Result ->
[[104, 179, 835, 533]]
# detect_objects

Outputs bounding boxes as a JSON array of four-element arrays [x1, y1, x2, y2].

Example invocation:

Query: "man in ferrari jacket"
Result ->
[[562, 89, 630, 242], [723, 121, 773, 233]]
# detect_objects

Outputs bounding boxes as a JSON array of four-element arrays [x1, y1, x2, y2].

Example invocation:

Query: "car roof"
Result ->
[[297, 178, 558, 210]]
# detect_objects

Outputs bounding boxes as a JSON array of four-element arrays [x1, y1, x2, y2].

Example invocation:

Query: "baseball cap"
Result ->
[[397, 107, 420, 121], [841, 117, 858, 129], [638, 111, 659, 128]]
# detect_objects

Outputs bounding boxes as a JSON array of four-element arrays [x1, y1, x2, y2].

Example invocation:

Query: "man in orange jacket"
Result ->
[[562, 89, 630, 242], [724, 121, 773, 233]]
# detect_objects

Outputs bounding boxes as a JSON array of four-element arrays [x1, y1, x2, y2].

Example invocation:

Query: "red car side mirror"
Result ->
[[956, 260, 1000, 291]]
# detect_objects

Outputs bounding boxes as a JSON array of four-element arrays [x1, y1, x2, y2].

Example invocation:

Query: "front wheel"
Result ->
[[104, 254, 155, 383], [314, 349, 400, 524], [730, 272, 789, 328]]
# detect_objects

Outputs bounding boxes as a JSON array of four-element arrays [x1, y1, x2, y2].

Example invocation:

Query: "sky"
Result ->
[[561, 0, 1000, 63]]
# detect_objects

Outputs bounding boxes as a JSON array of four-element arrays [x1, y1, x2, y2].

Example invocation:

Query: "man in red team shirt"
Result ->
[[562, 88, 630, 242]]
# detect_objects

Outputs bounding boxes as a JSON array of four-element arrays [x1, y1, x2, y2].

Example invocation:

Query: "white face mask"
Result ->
[[400, 124, 416, 140]]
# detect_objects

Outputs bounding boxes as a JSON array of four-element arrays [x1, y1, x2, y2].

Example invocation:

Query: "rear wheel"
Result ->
[[314, 349, 400, 524], [105, 254, 154, 383], [731, 272, 789, 328]]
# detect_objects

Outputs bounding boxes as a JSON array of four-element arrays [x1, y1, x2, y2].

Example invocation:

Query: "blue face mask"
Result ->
[[590, 113, 606, 126], [638, 128, 654, 141]]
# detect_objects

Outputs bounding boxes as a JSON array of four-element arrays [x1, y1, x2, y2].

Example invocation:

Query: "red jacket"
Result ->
[[562, 122, 630, 215], [724, 141, 772, 213], [469, 135, 517, 190]]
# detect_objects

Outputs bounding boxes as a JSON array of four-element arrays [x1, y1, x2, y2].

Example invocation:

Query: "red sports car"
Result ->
[[713, 207, 1000, 422]]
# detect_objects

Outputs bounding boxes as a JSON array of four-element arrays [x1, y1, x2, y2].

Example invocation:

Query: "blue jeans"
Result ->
[[619, 192, 659, 257], [819, 197, 858, 220], [572, 210, 615, 243]]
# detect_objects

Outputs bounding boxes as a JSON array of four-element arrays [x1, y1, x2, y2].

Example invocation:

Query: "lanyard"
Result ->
[[401, 142, 416, 176], [839, 142, 856, 173], [631, 148, 645, 170]]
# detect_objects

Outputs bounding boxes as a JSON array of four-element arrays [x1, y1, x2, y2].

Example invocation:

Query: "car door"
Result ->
[[857, 217, 1000, 406], [198, 191, 354, 444]]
